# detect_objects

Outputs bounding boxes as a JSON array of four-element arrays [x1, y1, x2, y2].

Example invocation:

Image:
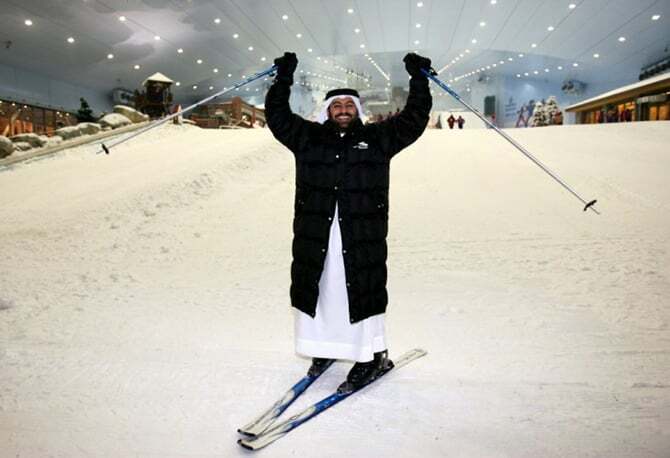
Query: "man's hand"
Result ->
[[274, 52, 298, 85], [403, 53, 436, 79]]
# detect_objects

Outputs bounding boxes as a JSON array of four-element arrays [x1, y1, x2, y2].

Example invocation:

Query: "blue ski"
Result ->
[[238, 348, 427, 451], [237, 359, 334, 437]]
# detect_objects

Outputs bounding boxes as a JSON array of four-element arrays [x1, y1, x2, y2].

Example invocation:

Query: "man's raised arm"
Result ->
[[375, 53, 433, 158], [265, 52, 313, 153]]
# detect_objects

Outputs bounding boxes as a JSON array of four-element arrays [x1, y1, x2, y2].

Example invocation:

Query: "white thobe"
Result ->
[[294, 203, 387, 363]]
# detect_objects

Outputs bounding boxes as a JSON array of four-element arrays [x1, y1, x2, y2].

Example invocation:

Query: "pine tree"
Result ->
[[531, 100, 547, 127], [76, 97, 96, 123]]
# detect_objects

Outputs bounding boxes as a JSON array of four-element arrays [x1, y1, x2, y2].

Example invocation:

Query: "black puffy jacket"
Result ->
[[265, 77, 431, 323]]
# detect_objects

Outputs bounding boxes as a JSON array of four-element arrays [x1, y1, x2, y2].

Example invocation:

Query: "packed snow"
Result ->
[[1, 121, 669, 457]]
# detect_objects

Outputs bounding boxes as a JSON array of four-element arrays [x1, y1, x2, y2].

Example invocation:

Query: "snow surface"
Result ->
[[1, 121, 669, 457]]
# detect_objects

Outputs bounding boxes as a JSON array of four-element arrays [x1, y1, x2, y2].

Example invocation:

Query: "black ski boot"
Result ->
[[337, 350, 394, 394], [307, 357, 335, 377]]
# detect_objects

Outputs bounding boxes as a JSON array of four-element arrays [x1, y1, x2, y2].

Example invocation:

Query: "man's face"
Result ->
[[328, 96, 358, 129]]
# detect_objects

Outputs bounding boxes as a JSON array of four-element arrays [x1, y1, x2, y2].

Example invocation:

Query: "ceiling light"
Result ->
[[307, 48, 313, 52], [651, 14, 660, 21], [518, 53, 524, 57], [490, 0, 497, 4], [593, 53, 600, 58], [360, 44, 365, 48], [472, 38, 478, 44], [414, 40, 420, 45], [544, 68, 549, 72], [214, 18, 221, 24], [417, 2, 424, 7], [193, 85, 197, 90], [248, 46, 254, 51], [233, 33, 239, 39], [209, 86, 214, 90], [533, 70, 538, 75], [67, 37, 75, 43], [177, 48, 184, 53], [134, 64, 140, 69], [154, 35, 161, 40], [569, 3, 576, 9], [416, 23, 421, 28], [347, 8, 354, 14], [227, 73, 232, 77], [547, 26, 554, 31], [508, 57, 513, 61], [296, 33, 302, 38], [107, 53, 114, 59], [572, 62, 579, 67], [531, 43, 537, 48], [618, 36, 626, 42], [24, 19, 33, 26], [197, 59, 203, 64], [175, 82, 180, 86], [261, 57, 266, 61], [282, 14, 288, 20], [557, 65, 563, 70], [118, 16, 126, 22], [355, 28, 360, 33], [516, 74, 521, 78], [213, 68, 219, 73], [524, 72, 529, 76], [480, 21, 486, 27]]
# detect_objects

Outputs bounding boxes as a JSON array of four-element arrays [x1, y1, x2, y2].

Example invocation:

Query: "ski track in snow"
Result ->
[[1, 122, 669, 457]]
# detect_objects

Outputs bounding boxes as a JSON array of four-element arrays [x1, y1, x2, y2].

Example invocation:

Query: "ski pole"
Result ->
[[421, 68, 599, 215], [96, 65, 277, 155]]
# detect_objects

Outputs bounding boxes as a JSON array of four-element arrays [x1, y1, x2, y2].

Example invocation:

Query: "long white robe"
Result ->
[[294, 203, 387, 363]]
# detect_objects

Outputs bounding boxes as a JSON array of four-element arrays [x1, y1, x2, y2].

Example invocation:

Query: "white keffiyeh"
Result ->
[[316, 95, 365, 124]]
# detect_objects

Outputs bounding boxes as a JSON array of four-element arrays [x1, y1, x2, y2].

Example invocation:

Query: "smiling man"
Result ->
[[265, 51, 433, 393]]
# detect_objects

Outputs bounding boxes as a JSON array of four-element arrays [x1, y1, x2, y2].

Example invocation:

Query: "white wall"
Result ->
[[0, 63, 112, 115], [451, 75, 638, 128]]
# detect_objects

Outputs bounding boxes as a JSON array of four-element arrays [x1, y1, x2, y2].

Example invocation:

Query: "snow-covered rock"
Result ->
[[10, 133, 47, 148], [78, 122, 102, 135], [99, 113, 132, 129], [0, 136, 14, 158], [55, 126, 82, 140], [13, 142, 33, 152], [46, 135, 63, 148], [113, 105, 149, 123]]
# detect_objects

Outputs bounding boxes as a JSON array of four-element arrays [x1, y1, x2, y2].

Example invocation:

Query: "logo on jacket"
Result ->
[[353, 141, 369, 150]]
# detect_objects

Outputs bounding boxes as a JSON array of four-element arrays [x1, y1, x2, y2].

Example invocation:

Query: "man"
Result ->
[[265, 51, 433, 393], [447, 113, 456, 129]]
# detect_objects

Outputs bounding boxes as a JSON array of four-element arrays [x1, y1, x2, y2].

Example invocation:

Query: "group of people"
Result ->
[[435, 113, 465, 129], [368, 108, 401, 124]]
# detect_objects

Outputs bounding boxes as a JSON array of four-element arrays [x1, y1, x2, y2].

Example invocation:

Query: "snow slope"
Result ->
[[1, 121, 669, 457]]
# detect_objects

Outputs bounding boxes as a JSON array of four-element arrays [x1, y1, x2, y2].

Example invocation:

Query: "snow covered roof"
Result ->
[[565, 72, 670, 111], [142, 72, 174, 86]]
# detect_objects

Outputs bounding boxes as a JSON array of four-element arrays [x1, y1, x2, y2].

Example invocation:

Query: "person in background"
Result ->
[[447, 113, 456, 129]]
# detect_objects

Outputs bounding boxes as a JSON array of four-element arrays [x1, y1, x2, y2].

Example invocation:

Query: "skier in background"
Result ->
[[265, 51, 433, 393], [457, 115, 465, 129], [447, 113, 456, 129]]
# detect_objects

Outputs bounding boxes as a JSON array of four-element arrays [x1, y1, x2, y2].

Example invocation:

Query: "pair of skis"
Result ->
[[237, 348, 427, 451]]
